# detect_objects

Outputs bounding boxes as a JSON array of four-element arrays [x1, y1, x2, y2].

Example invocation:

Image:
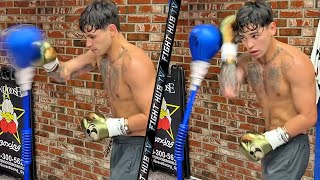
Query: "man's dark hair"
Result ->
[[233, 0, 273, 35], [79, 0, 120, 33]]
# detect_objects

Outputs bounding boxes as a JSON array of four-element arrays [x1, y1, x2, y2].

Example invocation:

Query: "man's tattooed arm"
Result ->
[[47, 63, 96, 82], [219, 57, 246, 98]]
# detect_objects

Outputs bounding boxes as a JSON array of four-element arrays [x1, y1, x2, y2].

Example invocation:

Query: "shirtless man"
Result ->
[[219, 1, 317, 179], [14, 0, 155, 179]]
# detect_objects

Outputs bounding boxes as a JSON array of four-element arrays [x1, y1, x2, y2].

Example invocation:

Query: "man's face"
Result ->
[[84, 26, 111, 56], [238, 22, 276, 59]]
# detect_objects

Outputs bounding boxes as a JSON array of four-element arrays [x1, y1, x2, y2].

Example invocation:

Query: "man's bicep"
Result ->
[[126, 61, 155, 115], [288, 63, 316, 115], [132, 75, 155, 115]]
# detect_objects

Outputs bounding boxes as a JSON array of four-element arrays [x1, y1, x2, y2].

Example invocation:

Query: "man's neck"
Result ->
[[258, 39, 281, 65], [106, 33, 127, 64]]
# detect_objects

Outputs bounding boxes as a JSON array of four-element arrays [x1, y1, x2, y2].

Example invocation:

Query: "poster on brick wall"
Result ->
[[0, 66, 36, 179], [152, 65, 190, 178]]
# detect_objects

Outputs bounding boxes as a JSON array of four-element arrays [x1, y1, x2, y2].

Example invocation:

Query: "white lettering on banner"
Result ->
[[0, 140, 21, 152], [152, 154, 177, 171], [169, 0, 179, 15], [149, 85, 163, 131], [0, 154, 24, 175], [0, 85, 22, 97], [165, 83, 175, 93], [154, 137, 174, 148], [161, 15, 176, 63]]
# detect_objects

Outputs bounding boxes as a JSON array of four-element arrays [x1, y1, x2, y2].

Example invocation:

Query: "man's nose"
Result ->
[[86, 38, 92, 48], [245, 39, 254, 50]]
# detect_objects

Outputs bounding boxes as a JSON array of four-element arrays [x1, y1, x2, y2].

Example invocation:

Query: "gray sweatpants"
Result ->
[[262, 134, 310, 180], [110, 136, 144, 180]]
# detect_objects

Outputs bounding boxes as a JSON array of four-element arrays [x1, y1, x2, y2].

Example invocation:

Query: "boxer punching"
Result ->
[[219, 1, 317, 179], [6, 0, 156, 179]]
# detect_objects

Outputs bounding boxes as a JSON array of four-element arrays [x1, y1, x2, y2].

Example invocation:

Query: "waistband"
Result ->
[[113, 136, 145, 145], [289, 134, 309, 143]]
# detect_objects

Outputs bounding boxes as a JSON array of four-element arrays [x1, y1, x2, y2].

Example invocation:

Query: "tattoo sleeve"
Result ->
[[69, 64, 95, 79], [47, 64, 95, 82], [219, 62, 241, 98], [47, 65, 67, 83]]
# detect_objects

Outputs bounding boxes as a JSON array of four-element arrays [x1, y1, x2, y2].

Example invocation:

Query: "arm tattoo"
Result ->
[[47, 64, 95, 82], [47, 66, 67, 83], [266, 67, 281, 94], [219, 63, 240, 97], [247, 63, 263, 86], [70, 64, 95, 79], [109, 66, 120, 98], [100, 59, 108, 83]]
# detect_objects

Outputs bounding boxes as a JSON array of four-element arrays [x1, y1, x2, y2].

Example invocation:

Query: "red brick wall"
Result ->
[[0, 0, 319, 180]]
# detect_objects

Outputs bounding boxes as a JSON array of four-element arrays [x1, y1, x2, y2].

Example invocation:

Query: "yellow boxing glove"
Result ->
[[219, 15, 237, 64], [240, 127, 290, 161], [81, 112, 131, 141], [32, 41, 60, 72]]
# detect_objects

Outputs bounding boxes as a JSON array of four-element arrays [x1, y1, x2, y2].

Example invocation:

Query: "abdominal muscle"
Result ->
[[260, 98, 298, 131], [110, 99, 147, 137]]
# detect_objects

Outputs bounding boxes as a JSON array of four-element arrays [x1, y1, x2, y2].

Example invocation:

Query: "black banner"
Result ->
[[0, 66, 36, 179], [138, 0, 182, 179], [152, 65, 190, 178]]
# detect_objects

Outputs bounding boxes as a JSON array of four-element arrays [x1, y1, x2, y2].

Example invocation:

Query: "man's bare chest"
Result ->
[[245, 62, 290, 99], [98, 59, 131, 100]]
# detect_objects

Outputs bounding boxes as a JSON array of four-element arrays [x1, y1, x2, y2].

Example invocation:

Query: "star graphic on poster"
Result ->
[[0, 85, 25, 144], [158, 98, 180, 140]]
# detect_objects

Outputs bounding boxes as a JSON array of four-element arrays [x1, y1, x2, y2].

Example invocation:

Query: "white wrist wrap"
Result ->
[[221, 43, 238, 62], [43, 58, 60, 72], [15, 67, 36, 96], [264, 127, 289, 150], [190, 60, 210, 90], [106, 118, 127, 137]]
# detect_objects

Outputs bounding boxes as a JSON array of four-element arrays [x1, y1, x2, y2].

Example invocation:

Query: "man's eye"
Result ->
[[252, 35, 258, 39], [240, 37, 246, 41]]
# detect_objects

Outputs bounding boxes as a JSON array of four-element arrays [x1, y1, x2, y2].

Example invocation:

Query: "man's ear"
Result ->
[[268, 22, 277, 36], [108, 24, 119, 37]]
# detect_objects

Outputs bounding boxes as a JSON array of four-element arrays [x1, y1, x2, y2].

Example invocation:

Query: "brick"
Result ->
[[220, 133, 237, 142], [290, 1, 304, 8], [41, 124, 56, 132], [128, 0, 151, 4], [280, 10, 302, 18], [93, 166, 110, 177], [279, 28, 301, 36], [74, 147, 91, 156], [127, 33, 149, 41], [40, 164, 55, 174], [67, 137, 85, 147], [36, 144, 49, 152], [85, 142, 104, 151], [67, 166, 83, 175], [305, 9, 320, 17], [67, 79, 85, 87], [74, 161, 91, 171], [49, 147, 64, 156], [289, 38, 314, 46], [128, 15, 151, 23], [270, 1, 288, 9], [57, 128, 74, 137]]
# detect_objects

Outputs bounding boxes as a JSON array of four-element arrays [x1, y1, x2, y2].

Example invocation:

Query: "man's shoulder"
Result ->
[[279, 43, 310, 63]]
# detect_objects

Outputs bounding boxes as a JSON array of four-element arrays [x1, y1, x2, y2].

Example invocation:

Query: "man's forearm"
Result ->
[[219, 63, 241, 98], [284, 112, 317, 138], [47, 50, 97, 81], [127, 113, 149, 133]]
